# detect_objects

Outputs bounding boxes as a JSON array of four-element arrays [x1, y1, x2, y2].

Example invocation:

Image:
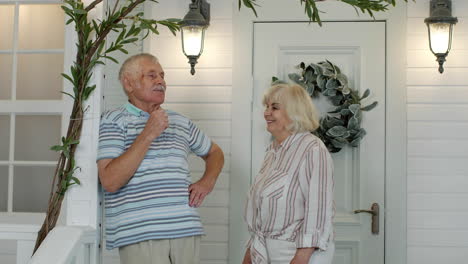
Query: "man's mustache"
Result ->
[[153, 84, 166, 92]]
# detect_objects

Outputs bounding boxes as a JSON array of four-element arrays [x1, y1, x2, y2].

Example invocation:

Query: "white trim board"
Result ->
[[229, 1, 407, 264]]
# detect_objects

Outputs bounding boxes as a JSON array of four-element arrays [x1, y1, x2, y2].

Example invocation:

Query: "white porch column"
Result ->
[[63, 1, 105, 263], [63, 0, 104, 228]]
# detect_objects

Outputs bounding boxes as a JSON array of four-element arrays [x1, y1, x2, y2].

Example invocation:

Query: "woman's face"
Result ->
[[264, 101, 292, 142]]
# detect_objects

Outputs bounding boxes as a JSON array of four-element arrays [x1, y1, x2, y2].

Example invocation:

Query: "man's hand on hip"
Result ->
[[188, 178, 215, 207], [188, 143, 224, 208]]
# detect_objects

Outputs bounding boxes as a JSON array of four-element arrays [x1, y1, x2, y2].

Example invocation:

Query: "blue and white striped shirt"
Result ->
[[97, 102, 212, 249]]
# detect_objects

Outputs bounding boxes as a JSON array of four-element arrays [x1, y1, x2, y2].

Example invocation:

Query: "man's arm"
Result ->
[[98, 107, 168, 192], [188, 142, 224, 207]]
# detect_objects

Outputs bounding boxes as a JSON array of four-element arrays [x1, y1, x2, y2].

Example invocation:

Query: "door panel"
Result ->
[[252, 22, 385, 264]]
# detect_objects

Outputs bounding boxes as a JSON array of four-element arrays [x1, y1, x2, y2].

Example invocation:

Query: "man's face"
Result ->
[[126, 58, 166, 109]]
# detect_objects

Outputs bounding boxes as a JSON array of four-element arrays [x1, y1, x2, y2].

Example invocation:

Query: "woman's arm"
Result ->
[[296, 143, 334, 250], [242, 248, 252, 264]]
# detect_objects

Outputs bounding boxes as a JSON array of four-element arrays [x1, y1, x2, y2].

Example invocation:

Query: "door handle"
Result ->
[[354, 203, 379, 235]]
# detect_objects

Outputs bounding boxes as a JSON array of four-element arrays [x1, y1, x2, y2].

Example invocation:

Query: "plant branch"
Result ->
[[84, 0, 145, 69], [85, 0, 104, 12], [112, 0, 121, 15]]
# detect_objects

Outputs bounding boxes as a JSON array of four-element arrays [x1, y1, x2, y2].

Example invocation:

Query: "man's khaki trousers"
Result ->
[[119, 236, 201, 264]]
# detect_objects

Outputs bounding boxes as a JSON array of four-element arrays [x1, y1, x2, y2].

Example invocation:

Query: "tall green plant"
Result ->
[[34, 0, 179, 253], [238, 0, 408, 25]]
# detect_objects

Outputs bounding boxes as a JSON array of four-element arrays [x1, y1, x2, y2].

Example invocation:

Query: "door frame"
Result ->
[[229, 1, 407, 264]]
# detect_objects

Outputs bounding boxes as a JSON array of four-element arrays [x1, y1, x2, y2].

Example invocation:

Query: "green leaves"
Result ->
[[349, 104, 360, 114], [361, 88, 371, 99], [302, 0, 322, 25], [58, 158, 82, 196], [157, 19, 180, 36], [73, 8, 87, 15], [327, 126, 348, 137], [238, 0, 407, 26], [239, 0, 259, 16], [288, 73, 303, 85], [361, 101, 378, 111], [50, 137, 80, 160]]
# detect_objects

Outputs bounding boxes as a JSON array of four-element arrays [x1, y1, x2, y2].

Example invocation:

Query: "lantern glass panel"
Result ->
[[182, 26, 205, 56], [429, 22, 451, 54]]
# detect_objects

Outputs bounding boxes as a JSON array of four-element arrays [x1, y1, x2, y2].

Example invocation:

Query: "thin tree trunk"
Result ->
[[33, 100, 84, 253]]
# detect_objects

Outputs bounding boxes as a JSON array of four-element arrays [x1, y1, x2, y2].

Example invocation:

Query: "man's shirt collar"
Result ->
[[124, 102, 149, 117]]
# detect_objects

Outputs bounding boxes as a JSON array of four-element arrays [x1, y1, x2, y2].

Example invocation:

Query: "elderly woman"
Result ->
[[243, 83, 335, 264]]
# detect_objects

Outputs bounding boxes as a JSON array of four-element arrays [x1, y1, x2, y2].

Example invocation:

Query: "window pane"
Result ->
[[0, 115, 10, 160], [0, 166, 8, 212], [15, 115, 61, 161], [16, 53, 63, 100], [0, 5, 14, 50], [13, 166, 54, 212], [0, 54, 13, 100], [18, 4, 64, 50]]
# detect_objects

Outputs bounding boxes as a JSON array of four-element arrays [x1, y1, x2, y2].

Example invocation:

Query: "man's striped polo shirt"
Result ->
[[97, 102, 212, 249]]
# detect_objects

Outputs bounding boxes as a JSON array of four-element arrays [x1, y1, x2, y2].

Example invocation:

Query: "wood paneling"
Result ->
[[408, 139, 468, 157], [408, 247, 468, 264], [408, 105, 468, 121], [408, 122, 468, 139], [407, 86, 468, 104], [166, 87, 232, 103], [407, 1, 468, 262]]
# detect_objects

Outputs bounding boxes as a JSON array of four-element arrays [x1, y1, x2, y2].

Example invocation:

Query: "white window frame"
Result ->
[[0, 0, 71, 220]]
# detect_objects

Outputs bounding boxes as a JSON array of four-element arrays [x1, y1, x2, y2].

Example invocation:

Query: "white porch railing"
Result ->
[[0, 213, 45, 264], [0, 222, 39, 264], [0, 222, 98, 264], [29, 226, 97, 264]]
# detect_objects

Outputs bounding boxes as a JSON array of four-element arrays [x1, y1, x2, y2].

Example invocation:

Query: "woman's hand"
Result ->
[[290, 248, 315, 264], [242, 248, 252, 264]]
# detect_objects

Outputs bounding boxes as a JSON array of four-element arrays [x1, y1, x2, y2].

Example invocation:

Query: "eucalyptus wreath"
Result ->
[[273, 60, 378, 153]]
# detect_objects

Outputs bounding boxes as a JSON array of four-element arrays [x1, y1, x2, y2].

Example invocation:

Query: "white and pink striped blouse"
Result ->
[[244, 132, 335, 263]]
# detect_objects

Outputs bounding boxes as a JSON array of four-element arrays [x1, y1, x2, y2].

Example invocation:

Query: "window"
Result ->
[[0, 1, 66, 215]]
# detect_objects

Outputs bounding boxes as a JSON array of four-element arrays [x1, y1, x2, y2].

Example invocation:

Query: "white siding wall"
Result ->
[[406, 1, 468, 263]]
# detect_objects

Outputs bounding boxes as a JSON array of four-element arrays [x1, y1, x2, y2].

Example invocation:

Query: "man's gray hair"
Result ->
[[118, 53, 159, 85]]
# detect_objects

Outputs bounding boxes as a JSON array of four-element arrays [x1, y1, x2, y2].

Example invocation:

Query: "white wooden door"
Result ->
[[252, 21, 386, 264]]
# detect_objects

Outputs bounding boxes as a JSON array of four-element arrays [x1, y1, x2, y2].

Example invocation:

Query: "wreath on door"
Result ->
[[273, 60, 378, 153]]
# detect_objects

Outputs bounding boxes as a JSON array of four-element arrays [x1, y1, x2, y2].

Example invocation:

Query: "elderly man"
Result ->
[[97, 53, 224, 264]]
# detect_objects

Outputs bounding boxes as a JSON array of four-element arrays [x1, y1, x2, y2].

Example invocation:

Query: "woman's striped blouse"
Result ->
[[244, 132, 335, 263]]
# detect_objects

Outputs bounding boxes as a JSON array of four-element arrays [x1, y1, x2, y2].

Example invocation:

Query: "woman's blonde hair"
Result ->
[[262, 83, 320, 133]]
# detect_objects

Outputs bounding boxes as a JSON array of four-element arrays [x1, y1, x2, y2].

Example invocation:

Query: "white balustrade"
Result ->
[[0, 213, 43, 264], [0, 219, 97, 264], [28, 226, 97, 264]]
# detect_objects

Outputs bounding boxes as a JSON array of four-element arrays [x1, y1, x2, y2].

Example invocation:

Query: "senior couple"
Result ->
[[97, 53, 334, 264]]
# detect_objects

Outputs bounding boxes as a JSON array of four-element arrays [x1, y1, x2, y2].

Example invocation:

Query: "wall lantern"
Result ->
[[424, 0, 457, 74], [180, 0, 210, 75]]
